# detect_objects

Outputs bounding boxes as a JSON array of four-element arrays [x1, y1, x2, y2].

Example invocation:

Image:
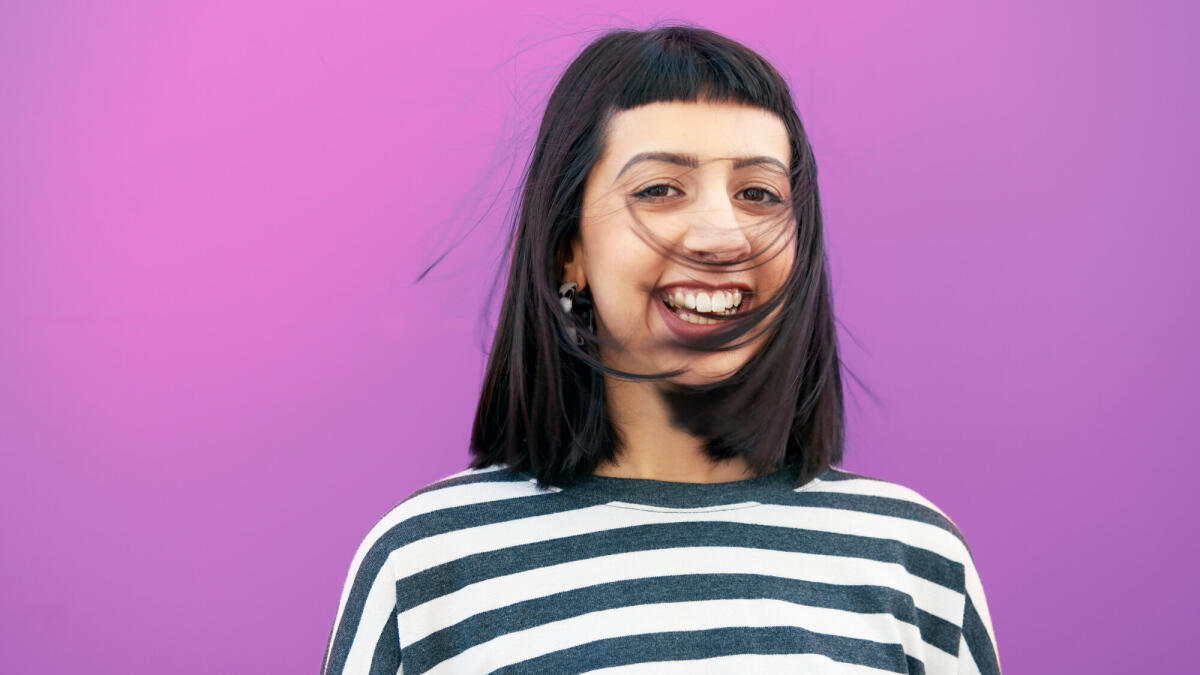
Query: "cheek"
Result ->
[[589, 271, 665, 344], [584, 231, 660, 301], [761, 245, 797, 298]]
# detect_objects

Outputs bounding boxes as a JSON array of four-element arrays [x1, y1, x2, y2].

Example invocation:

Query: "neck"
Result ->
[[593, 376, 758, 483]]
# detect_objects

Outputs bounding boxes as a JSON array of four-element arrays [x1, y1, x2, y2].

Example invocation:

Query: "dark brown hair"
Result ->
[[465, 23, 856, 487]]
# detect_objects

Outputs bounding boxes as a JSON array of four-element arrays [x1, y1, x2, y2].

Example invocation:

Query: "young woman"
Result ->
[[321, 24, 1001, 675]]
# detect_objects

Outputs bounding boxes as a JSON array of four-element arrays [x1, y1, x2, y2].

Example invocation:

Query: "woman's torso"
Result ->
[[325, 464, 985, 674]]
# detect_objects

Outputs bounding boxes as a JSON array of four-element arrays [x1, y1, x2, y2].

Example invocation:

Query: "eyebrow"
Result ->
[[613, 151, 788, 184]]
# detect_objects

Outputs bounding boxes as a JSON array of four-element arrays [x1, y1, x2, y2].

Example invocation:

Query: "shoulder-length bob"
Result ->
[[468, 23, 847, 488]]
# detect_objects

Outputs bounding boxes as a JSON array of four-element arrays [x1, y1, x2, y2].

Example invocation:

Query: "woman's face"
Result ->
[[566, 100, 795, 385]]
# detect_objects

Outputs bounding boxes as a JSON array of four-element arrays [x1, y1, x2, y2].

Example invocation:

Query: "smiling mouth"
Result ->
[[658, 288, 748, 325]]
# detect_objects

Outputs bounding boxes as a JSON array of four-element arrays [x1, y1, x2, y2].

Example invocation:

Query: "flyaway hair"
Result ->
[[467, 23, 856, 487]]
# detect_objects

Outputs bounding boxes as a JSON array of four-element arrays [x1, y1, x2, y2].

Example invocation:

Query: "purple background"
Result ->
[[2, 1, 1196, 672]]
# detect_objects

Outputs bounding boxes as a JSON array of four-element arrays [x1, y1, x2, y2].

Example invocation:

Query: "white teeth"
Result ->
[[675, 310, 716, 325], [661, 288, 746, 319]]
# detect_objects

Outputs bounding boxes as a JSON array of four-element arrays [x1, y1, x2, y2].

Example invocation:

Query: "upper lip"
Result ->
[[658, 280, 753, 294]]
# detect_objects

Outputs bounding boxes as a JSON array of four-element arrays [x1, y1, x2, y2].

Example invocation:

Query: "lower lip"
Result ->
[[654, 294, 751, 341]]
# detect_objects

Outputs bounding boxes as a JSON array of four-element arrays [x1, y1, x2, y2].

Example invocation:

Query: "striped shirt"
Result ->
[[320, 463, 1001, 674]]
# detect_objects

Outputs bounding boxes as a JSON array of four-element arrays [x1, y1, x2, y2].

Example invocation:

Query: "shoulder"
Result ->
[[322, 465, 555, 674], [794, 466, 979, 572], [805, 466, 963, 527], [347, 463, 559, 561], [805, 468, 1001, 668]]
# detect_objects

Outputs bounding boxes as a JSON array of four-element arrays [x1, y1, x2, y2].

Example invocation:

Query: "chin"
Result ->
[[665, 358, 746, 388]]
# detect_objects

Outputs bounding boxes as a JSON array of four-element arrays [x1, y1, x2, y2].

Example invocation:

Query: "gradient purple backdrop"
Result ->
[[2, 1, 1196, 673]]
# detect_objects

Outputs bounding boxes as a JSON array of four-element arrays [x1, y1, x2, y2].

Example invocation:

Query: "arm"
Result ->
[[320, 527, 402, 675], [956, 547, 1001, 675]]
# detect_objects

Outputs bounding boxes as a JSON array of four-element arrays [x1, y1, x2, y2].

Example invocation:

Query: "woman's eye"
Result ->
[[632, 184, 678, 201], [740, 187, 782, 203], [633, 184, 783, 204]]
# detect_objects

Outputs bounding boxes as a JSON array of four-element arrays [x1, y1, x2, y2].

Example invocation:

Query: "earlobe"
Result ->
[[559, 236, 587, 291]]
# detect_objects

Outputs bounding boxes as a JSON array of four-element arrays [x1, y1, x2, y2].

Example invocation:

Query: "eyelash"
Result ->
[[631, 183, 784, 204]]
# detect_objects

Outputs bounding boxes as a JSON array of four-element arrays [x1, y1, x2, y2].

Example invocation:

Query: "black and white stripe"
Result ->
[[321, 465, 1000, 674]]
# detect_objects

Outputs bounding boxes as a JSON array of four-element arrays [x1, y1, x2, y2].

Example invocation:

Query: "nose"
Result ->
[[680, 198, 752, 263]]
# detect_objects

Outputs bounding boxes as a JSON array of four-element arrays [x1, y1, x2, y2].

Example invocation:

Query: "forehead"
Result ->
[[600, 101, 791, 174]]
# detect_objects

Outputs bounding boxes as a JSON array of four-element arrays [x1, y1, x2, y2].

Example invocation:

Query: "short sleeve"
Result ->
[[320, 521, 403, 675], [956, 543, 1001, 675]]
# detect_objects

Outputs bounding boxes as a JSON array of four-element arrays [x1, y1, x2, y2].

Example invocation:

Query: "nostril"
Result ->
[[685, 247, 749, 264]]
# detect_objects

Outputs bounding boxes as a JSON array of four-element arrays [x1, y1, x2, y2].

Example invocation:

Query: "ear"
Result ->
[[558, 234, 587, 291]]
